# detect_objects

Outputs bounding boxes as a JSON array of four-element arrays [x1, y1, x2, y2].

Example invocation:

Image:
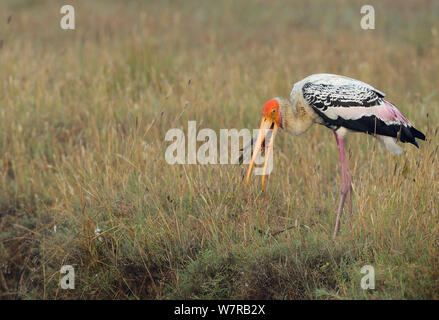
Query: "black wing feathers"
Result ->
[[302, 82, 426, 147], [302, 82, 383, 111]]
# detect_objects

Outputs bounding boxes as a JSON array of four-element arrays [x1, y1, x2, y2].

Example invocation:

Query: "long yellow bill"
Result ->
[[245, 117, 278, 190]]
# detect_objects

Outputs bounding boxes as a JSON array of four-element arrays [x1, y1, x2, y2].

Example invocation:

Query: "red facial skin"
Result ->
[[262, 99, 280, 126]]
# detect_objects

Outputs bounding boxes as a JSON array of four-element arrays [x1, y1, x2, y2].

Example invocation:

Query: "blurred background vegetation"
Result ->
[[0, 0, 438, 299]]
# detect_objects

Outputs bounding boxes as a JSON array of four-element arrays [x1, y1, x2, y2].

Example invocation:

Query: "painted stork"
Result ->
[[244, 73, 426, 238]]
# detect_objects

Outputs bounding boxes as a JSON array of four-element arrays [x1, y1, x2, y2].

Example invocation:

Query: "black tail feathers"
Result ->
[[401, 126, 426, 148], [411, 127, 426, 141]]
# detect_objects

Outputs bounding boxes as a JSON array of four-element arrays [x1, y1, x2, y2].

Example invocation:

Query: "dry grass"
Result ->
[[0, 0, 438, 299]]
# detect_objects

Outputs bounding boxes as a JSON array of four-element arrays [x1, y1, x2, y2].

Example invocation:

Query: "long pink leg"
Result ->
[[332, 131, 352, 238]]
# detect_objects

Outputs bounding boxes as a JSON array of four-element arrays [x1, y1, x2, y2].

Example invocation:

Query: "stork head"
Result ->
[[245, 98, 281, 190], [262, 99, 281, 127]]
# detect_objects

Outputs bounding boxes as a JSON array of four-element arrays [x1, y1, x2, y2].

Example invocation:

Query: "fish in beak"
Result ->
[[245, 99, 280, 190]]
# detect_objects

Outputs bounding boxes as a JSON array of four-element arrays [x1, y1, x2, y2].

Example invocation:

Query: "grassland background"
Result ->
[[0, 0, 438, 299]]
